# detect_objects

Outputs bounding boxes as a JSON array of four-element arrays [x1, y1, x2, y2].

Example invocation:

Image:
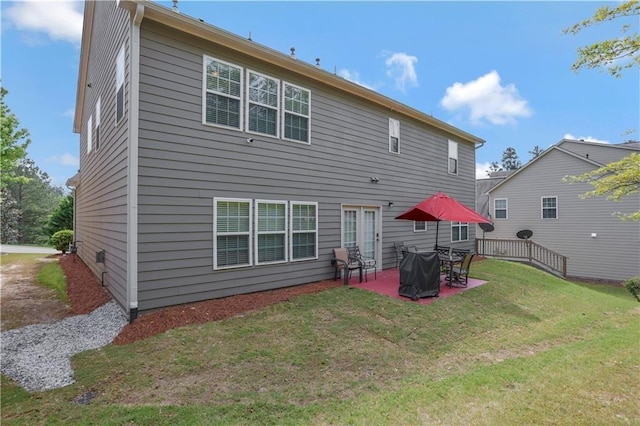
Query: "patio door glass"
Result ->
[[342, 206, 380, 264]]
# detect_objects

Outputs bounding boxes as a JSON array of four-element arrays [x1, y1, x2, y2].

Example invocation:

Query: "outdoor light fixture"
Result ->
[[388, 201, 394, 207], [370, 177, 380, 183]]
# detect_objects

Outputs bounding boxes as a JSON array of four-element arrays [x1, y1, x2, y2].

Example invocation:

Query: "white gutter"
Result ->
[[127, 3, 144, 321]]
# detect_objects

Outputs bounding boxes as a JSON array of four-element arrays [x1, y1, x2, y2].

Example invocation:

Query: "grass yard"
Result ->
[[2, 259, 639, 425]]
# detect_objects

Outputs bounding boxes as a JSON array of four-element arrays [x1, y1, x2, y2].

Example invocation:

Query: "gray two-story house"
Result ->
[[70, 0, 485, 320], [484, 138, 639, 282]]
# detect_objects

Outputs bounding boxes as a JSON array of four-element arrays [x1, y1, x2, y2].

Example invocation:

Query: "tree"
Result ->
[[0, 187, 20, 244], [529, 145, 545, 159], [44, 194, 74, 237], [487, 161, 503, 176], [501, 147, 521, 170], [564, 0, 640, 78], [0, 86, 31, 189], [563, 152, 640, 221]]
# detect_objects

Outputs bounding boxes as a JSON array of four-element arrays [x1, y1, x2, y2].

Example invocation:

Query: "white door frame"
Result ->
[[340, 204, 382, 269]]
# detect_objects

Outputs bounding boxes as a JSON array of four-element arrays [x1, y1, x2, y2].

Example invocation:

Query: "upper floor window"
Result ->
[[214, 198, 252, 269], [95, 97, 101, 151], [542, 196, 558, 219], [247, 71, 279, 137], [283, 82, 310, 144], [389, 118, 400, 154], [494, 198, 507, 219], [448, 140, 458, 174], [451, 221, 468, 242], [115, 44, 125, 125], [204, 56, 243, 130], [87, 115, 93, 154], [290, 202, 318, 261], [414, 221, 426, 232]]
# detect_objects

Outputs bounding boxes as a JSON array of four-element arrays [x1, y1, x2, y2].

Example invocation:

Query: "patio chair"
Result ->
[[347, 246, 377, 282], [393, 241, 418, 268], [449, 252, 475, 287], [332, 248, 362, 285]]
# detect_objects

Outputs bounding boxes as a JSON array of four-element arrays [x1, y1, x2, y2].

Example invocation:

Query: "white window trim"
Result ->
[[213, 197, 253, 270], [413, 221, 427, 232], [451, 221, 469, 242], [282, 81, 311, 145], [448, 140, 458, 175], [255, 199, 288, 265], [494, 198, 508, 219], [87, 115, 93, 154], [389, 118, 400, 154], [202, 55, 244, 131], [541, 196, 558, 219], [115, 44, 125, 126], [290, 201, 319, 261], [95, 97, 101, 151], [246, 69, 280, 139]]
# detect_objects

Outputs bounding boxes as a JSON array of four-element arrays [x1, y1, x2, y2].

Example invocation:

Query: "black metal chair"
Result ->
[[332, 248, 362, 285], [347, 246, 377, 281], [450, 252, 475, 287], [392, 241, 418, 268]]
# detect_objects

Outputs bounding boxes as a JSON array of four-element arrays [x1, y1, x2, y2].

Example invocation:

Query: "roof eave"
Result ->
[[73, 0, 95, 134]]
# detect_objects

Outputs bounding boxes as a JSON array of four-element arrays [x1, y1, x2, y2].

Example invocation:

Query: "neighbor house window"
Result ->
[[247, 70, 279, 137], [87, 115, 93, 154], [290, 202, 318, 260], [214, 198, 252, 269], [255, 200, 287, 265], [448, 140, 458, 174], [451, 222, 468, 242], [115, 44, 125, 125], [389, 118, 400, 154], [204, 56, 242, 129], [542, 196, 558, 219], [283, 82, 310, 143], [414, 221, 426, 232], [494, 198, 507, 219], [95, 97, 101, 151]]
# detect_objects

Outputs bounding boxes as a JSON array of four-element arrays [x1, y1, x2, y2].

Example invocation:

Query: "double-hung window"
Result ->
[[290, 202, 318, 261], [256, 200, 287, 264], [247, 71, 279, 137], [451, 222, 468, 242], [494, 198, 507, 219], [414, 221, 426, 232], [204, 56, 242, 129], [542, 196, 558, 219], [283, 82, 310, 143], [95, 97, 101, 151], [214, 198, 252, 269], [389, 118, 400, 154], [448, 140, 458, 174], [115, 44, 125, 125], [87, 115, 93, 154]]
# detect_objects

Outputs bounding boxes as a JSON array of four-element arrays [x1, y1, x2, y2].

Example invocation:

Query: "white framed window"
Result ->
[[451, 222, 468, 242], [95, 97, 101, 151], [214, 198, 252, 269], [246, 70, 279, 137], [494, 198, 507, 219], [87, 115, 93, 154], [448, 140, 458, 174], [283, 82, 310, 144], [203, 56, 243, 130], [290, 202, 318, 261], [389, 118, 400, 154], [542, 196, 558, 219], [115, 44, 125, 125], [255, 200, 288, 265], [413, 221, 426, 232]]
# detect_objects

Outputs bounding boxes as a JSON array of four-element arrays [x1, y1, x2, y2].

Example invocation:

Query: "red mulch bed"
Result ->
[[59, 254, 343, 345]]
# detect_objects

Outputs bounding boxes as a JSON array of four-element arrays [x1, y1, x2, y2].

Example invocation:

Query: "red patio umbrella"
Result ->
[[395, 191, 492, 247]]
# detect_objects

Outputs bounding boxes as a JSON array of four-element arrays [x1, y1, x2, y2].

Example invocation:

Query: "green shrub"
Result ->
[[50, 230, 74, 254], [624, 276, 640, 302]]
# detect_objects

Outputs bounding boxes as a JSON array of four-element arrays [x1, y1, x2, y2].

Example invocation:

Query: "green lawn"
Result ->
[[2, 259, 638, 425]]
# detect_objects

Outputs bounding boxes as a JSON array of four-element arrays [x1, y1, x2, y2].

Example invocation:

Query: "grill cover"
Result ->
[[398, 251, 441, 300]]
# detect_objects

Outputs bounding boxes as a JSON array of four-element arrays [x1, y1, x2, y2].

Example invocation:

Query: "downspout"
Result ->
[[475, 140, 485, 150], [127, 3, 144, 323]]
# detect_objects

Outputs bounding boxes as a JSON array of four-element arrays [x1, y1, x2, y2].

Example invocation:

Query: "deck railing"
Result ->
[[475, 238, 567, 278]]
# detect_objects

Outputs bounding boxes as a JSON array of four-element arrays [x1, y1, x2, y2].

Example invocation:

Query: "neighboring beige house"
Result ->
[[483, 138, 639, 282]]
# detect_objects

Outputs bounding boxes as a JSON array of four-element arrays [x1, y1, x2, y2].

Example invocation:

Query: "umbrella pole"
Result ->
[[435, 221, 439, 249]]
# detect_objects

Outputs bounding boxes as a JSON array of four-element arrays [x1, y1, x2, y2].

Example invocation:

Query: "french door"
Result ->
[[342, 206, 380, 266]]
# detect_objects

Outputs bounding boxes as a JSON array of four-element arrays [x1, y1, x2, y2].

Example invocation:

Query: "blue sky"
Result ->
[[1, 1, 638, 189]]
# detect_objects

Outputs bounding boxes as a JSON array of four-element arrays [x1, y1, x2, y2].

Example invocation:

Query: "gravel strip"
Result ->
[[1, 301, 127, 392]]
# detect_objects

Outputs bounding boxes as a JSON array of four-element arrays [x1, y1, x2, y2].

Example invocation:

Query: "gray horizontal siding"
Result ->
[[135, 20, 479, 311]]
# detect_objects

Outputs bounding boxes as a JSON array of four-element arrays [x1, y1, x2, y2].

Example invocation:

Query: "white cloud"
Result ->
[[62, 109, 75, 118], [384, 52, 418, 93], [440, 70, 532, 125], [476, 162, 493, 179], [48, 153, 79, 167], [338, 69, 375, 91], [563, 133, 610, 144], [5, 0, 83, 45]]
